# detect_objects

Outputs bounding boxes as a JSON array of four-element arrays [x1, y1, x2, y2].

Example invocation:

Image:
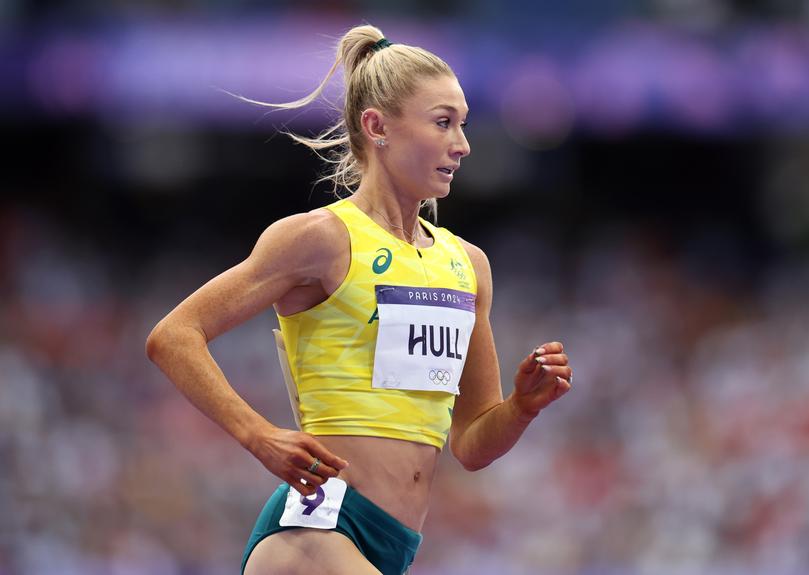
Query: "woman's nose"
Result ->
[[452, 131, 471, 158]]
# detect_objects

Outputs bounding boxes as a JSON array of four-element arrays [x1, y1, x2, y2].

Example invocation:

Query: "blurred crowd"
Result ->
[[4, 0, 809, 572], [2, 201, 808, 575]]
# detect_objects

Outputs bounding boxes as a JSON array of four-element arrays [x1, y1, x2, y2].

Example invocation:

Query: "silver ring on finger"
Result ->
[[307, 458, 321, 474]]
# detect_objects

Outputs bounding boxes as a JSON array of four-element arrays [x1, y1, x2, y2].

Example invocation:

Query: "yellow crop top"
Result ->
[[276, 198, 478, 449]]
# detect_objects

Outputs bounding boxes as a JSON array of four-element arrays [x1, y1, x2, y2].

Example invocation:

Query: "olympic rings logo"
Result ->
[[428, 369, 451, 385]]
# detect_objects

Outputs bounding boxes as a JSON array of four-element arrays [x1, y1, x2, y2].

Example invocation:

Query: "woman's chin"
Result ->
[[431, 183, 452, 199]]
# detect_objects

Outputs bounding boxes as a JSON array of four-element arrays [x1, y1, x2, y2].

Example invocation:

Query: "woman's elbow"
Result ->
[[449, 438, 490, 472], [458, 457, 490, 473], [145, 321, 170, 363]]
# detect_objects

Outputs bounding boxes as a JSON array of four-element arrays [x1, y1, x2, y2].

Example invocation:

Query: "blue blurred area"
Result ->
[[2, 2, 809, 575], [4, 12, 809, 135]]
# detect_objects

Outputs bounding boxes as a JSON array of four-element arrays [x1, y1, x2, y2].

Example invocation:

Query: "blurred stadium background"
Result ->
[[3, 1, 809, 573]]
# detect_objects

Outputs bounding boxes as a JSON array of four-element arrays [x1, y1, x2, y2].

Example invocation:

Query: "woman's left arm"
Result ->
[[448, 240, 572, 471]]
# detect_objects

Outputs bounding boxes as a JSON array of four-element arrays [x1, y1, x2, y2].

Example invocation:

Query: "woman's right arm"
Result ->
[[145, 210, 349, 495]]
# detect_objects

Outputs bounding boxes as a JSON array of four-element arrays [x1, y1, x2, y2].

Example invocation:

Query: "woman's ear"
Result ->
[[361, 108, 387, 146]]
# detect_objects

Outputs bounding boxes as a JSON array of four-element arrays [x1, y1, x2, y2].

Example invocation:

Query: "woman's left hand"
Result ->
[[510, 341, 572, 421]]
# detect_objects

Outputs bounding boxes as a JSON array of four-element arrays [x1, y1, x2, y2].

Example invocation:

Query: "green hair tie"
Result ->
[[372, 38, 393, 52]]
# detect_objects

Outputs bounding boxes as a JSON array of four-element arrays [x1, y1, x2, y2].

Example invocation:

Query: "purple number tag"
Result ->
[[279, 477, 347, 529], [300, 486, 325, 516]]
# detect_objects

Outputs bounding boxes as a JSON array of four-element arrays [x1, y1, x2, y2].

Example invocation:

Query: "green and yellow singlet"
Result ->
[[276, 198, 478, 449]]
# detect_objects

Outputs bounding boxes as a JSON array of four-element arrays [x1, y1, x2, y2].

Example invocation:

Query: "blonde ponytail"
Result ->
[[232, 24, 456, 219]]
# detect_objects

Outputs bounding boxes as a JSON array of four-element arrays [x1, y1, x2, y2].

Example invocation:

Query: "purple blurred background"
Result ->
[[2, 2, 809, 574], [7, 14, 809, 132]]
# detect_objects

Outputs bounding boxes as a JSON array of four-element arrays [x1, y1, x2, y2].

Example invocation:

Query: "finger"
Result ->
[[299, 455, 340, 480], [298, 469, 327, 487], [288, 450, 339, 480], [311, 460, 340, 479], [518, 364, 556, 394], [289, 449, 316, 469], [304, 437, 350, 471], [535, 353, 568, 366], [289, 477, 318, 497], [535, 341, 563, 355], [518, 350, 541, 374], [526, 365, 572, 391], [537, 365, 572, 381], [554, 376, 572, 399]]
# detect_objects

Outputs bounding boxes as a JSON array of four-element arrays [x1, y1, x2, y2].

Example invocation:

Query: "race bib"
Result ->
[[279, 478, 348, 529], [372, 285, 476, 395]]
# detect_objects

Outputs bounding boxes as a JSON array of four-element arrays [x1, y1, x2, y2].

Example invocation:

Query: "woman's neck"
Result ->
[[353, 177, 424, 245]]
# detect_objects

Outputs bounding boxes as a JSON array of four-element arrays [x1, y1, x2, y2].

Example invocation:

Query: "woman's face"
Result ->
[[380, 74, 470, 201]]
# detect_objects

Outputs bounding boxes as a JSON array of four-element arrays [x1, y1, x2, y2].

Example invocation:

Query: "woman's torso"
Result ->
[[320, 435, 439, 531], [273, 198, 476, 530]]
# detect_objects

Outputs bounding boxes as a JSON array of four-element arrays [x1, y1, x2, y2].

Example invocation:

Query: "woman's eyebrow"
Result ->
[[428, 104, 469, 116]]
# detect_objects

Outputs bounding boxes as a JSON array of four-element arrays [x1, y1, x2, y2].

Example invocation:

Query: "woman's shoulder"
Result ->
[[251, 206, 348, 273], [267, 206, 346, 242], [453, 235, 489, 273], [454, 235, 492, 302]]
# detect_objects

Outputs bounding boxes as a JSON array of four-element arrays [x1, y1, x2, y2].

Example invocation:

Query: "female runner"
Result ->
[[146, 24, 572, 575]]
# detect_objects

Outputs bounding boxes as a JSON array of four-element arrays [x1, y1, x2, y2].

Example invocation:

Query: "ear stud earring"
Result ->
[[376, 139, 387, 147]]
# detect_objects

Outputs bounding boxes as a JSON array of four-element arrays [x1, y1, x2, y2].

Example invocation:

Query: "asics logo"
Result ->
[[373, 248, 392, 274]]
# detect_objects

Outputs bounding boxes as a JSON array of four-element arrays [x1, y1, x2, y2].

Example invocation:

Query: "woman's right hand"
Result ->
[[247, 426, 350, 496]]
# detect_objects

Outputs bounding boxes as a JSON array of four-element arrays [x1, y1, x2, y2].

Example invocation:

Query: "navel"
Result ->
[[413, 471, 421, 482]]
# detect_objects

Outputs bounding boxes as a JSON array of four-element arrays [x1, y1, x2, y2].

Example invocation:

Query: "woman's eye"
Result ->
[[437, 119, 467, 130], [460, 121, 468, 130]]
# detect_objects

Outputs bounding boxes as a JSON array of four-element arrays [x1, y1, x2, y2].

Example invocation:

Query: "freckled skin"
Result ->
[[148, 71, 572, 575]]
